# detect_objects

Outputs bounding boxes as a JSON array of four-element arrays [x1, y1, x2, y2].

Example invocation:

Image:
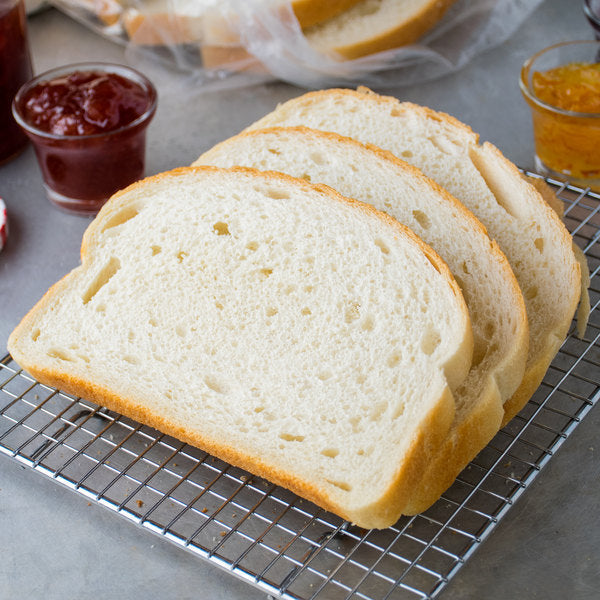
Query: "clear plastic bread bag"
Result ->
[[49, 0, 544, 92]]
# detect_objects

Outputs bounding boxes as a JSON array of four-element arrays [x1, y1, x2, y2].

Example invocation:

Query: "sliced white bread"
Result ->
[[246, 88, 582, 432], [193, 126, 529, 513], [8, 166, 473, 529], [304, 0, 458, 59]]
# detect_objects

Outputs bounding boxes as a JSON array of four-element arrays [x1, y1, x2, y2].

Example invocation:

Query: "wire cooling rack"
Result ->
[[1, 174, 599, 600]]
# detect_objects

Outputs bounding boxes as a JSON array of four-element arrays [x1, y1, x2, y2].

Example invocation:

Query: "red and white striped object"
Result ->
[[0, 199, 7, 252]]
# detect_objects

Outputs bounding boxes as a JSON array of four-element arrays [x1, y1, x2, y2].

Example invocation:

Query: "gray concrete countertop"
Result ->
[[1, 1, 599, 598]]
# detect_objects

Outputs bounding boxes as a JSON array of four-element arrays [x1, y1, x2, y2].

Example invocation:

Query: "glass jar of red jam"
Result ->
[[0, 0, 33, 164], [12, 62, 157, 214]]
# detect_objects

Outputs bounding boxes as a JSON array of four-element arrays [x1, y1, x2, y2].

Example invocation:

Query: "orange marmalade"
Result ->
[[525, 61, 600, 186]]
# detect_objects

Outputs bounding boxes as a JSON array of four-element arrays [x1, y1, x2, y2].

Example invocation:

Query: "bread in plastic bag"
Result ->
[[48, 0, 544, 91]]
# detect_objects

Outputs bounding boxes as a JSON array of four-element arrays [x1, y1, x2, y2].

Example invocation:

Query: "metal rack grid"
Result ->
[[1, 174, 599, 600]]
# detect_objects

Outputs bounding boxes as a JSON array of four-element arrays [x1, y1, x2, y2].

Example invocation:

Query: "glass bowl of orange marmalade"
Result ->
[[520, 40, 600, 192]]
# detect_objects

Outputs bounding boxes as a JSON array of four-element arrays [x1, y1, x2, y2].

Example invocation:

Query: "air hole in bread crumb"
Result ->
[[149, 318, 158, 327], [412, 210, 431, 230], [304, 285, 314, 293], [265, 307, 278, 317], [123, 355, 139, 365], [370, 402, 387, 421], [393, 403, 406, 419], [300, 173, 312, 182], [177, 251, 188, 262], [374, 238, 390, 254], [213, 221, 230, 236], [176, 325, 186, 338], [321, 448, 339, 459], [267, 147, 281, 155], [300, 307, 311, 317], [421, 326, 441, 356], [47, 348, 74, 362], [31, 328, 40, 342], [151, 245, 162, 256], [215, 301, 224, 310], [401, 149, 413, 157], [204, 376, 227, 394], [326, 479, 352, 492], [361, 315, 374, 331], [259, 268, 273, 278], [429, 135, 462, 156], [318, 370, 332, 381], [526, 286, 538, 300], [279, 433, 305, 442], [95, 303, 106, 313], [266, 188, 290, 200], [534, 238, 544, 253], [387, 352, 401, 368], [246, 241, 259, 251], [254, 406, 265, 413], [101, 205, 139, 232], [310, 152, 325, 165], [461, 261, 471, 274], [82, 257, 121, 305], [345, 302, 360, 324]]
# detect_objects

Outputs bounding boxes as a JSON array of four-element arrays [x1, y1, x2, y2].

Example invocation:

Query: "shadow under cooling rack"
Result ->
[[1, 174, 599, 600]]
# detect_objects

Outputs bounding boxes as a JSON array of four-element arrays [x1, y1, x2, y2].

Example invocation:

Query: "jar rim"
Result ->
[[519, 40, 600, 119], [12, 62, 158, 140]]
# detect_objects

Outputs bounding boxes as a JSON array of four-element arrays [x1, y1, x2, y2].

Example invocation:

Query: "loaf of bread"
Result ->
[[8, 166, 474, 529], [194, 125, 529, 513], [246, 88, 582, 435]]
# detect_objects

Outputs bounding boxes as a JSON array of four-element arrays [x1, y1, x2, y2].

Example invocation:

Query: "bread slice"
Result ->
[[193, 126, 529, 513], [304, 0, 458, 59], [246, 88, 582, 431], [8, 166, 473, 529]]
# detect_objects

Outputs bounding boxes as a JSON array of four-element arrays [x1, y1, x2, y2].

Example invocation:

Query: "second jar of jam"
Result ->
[[0, 0, 33, 163], [12, 62, 158, 214]]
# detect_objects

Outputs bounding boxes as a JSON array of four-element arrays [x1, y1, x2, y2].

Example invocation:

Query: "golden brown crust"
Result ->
[[292, 0, 364, 28], [16, 358, 455, 528], [307, 0, 459, 60], [248, 87, 481, 148], [475, 143, 582, 424], [405, 380, 504, 514]]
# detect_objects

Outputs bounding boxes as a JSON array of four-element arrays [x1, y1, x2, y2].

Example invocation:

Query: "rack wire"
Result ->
[[1, 174, 599, 600]]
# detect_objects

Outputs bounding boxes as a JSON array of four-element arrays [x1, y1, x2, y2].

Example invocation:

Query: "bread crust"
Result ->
[[306, 0, 459, 59], [292, 0, 364, 28], [9, 166, 472, 529]]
